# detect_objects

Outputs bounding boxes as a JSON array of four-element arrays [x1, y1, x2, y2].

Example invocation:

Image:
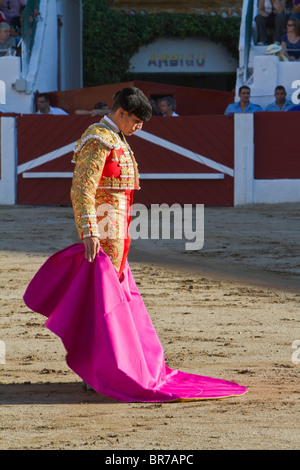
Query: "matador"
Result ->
[[70, 87, 152, 279]]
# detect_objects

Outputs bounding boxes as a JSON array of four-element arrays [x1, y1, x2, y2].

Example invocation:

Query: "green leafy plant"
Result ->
[[82, 0, 241, 87]]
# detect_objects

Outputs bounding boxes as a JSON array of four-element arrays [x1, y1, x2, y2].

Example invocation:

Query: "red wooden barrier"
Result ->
[[17, 114, 234, 206], [254, 112, 300, 179]]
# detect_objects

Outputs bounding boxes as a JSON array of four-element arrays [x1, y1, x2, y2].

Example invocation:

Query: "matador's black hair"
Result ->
[[112, 87, 152, 121]]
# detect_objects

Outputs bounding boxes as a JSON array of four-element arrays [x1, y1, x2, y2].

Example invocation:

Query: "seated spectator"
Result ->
[[157, 96, 179, 116], [1, 1, 26, 27], [35, 93, 69, 115], [0, 22, 15, 56], [265, 85, 294, 110], [255, 0, 287, 45], [75, 102, 110, 116], [150, 98, 161, 116], [290, 0, 300, 20], [281, 17, 300, 60], [224, 86, 262, 115], [9, 16, 21, 52]]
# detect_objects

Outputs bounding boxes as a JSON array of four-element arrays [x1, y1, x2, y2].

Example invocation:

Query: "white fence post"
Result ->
[[234, 113, 254, 206], [0, 117, 17, 204]]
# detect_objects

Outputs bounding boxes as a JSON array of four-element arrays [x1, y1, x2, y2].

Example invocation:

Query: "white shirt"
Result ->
[[36, 106, 68, 115], [103, 114, 120, 132]]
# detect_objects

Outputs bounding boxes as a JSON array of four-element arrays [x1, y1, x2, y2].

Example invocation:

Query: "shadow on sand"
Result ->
[[0, 381, 117, 405]]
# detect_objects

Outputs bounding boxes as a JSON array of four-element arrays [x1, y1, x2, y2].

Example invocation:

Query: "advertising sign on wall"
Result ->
[[129, 37, 237, 74]]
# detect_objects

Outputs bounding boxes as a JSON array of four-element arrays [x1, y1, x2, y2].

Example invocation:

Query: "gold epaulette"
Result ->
[[72, 123, 120, 161]]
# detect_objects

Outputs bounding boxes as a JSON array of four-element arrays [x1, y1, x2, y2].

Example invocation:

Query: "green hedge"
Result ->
[[82, 0, 241, 87]]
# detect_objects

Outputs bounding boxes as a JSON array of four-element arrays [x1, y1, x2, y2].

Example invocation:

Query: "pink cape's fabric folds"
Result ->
[[23, 244, 248, 402]]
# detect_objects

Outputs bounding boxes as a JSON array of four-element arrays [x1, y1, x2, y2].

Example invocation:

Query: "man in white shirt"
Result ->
[[157, 96, 179, 116], [35, 93, 68, 115]]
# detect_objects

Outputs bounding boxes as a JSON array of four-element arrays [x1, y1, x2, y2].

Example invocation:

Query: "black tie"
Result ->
[[118, 131, 124, 141]]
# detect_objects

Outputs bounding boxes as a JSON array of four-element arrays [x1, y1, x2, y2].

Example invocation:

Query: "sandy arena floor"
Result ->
[[0, 203, 299, 450]]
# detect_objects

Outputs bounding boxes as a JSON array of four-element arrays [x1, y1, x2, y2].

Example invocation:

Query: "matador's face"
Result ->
[[119, 111, 143, 136]]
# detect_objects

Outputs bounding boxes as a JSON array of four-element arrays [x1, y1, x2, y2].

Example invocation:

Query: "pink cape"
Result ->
[[23, 244, 248, 402]]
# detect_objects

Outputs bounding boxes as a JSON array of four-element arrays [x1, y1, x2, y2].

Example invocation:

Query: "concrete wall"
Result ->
[[234, 113, 300, 205], [0, 117, 17, 204], [250, 56, 300, 109], [0, 58, 33, 113]]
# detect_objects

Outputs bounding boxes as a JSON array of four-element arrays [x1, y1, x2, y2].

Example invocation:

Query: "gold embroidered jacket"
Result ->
[[70, 119, 139, 241]]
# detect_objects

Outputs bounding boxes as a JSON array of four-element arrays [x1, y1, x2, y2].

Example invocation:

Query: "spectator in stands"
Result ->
[[9, 16, 21, 50], [1, 1, 26, 27], [255, 0, 287, 45], [35, 93, 69, 115], [75, 102, 110, 116], [0, 21, 15, 56], [224, 86, 262, 115], [265, 85, 294, 110], [281, 17, 300, 60], [290, 0, 300, 19], [0, 0, 7, 23], [0, 1, 25, 55], [150, 98, 161, 116], [157, 96, 179, 116]]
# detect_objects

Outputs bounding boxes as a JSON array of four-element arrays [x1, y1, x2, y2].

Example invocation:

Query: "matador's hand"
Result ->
[[83, 237, 100, 262]]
